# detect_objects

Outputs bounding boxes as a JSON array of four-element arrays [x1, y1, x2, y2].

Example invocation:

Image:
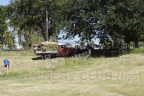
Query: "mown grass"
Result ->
[[0, 50, 144, 96], [126, 48, 144, 54], [0, 50, 35, 56], [0, 57, 100, 79]]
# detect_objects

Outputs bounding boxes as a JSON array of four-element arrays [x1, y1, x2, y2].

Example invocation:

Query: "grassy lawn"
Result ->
[[0, 50, 144, 96]]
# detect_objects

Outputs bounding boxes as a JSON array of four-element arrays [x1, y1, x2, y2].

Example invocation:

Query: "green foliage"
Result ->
[[0, 6, 7, 33], [98, 0, 144, 48], [0, 6, 7, 45], [21, 41, 28, 49], [127, 48, 144, 54], [6, 0, 64, 42], [59, 0, 100, 42], [5, 0, 144, 49], [3, 31, 15, 48]]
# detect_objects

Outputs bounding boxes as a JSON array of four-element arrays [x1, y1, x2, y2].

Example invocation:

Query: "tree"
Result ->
[[0, 6, 7, 48], [98, 0, 144, 48], [3, 30, 15, 49], [6, 0, 64, 43], [58, 0, 100, 43], [6, 0, 144, 50]]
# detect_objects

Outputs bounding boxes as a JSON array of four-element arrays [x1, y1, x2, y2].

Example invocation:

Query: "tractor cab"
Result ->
[[34, 41, 75, 58], [57, 43, 75, 57], [58, 43, 67, 48]]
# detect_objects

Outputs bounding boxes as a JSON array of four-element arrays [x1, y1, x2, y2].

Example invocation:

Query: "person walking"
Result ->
[[4, 57, 10, 69]]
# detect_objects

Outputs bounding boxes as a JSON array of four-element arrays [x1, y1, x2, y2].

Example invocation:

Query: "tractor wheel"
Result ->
[[42, 55, 47, 59], [42, 54, 52, 59], [47, 54, 52, 59]]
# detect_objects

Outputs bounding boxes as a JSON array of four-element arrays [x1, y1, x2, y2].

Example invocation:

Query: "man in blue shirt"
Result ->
[[4, 58, 10, 68]]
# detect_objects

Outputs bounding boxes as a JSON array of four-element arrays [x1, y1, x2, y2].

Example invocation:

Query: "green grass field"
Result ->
[[0, 50, 144, 96]]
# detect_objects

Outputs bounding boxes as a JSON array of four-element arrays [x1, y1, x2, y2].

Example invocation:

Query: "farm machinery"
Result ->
[[34, 41, 76, 59]]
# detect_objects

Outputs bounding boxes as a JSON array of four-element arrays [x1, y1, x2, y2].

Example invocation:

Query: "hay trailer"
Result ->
[[34, 41, 75, 59]]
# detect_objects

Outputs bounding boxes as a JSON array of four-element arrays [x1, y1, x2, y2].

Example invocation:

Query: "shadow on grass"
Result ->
[[32, 56, 42, 60]]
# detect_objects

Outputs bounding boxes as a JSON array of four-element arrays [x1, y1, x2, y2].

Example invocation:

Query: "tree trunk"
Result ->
[[134, 39, 139, 48], [38, 24, 47, 41], [1, 34, 4, 49], [126, 42, 130, 50]]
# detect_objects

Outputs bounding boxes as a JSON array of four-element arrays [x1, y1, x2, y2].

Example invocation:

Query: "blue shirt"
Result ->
[[4, 58, 9, 65]]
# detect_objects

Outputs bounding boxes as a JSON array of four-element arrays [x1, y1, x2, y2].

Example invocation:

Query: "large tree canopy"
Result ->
[[5, 0, 144, 48], [58, 0, 100, 42], [97, 0, 144, 48], [58, 0, 144, 47], [6, 0, 63, 42]]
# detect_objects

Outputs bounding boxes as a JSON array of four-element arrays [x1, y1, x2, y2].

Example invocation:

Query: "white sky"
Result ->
[[0, 0, 10, 6]]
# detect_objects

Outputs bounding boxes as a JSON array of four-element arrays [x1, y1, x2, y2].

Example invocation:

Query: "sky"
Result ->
[[0, 0, 10, 6]]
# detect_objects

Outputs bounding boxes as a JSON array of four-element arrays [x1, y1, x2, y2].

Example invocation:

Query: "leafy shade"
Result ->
[[0, 6, 7, 35]]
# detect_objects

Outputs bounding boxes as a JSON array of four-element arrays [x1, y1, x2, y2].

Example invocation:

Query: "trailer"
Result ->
[[34, 41, 75, 59]]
